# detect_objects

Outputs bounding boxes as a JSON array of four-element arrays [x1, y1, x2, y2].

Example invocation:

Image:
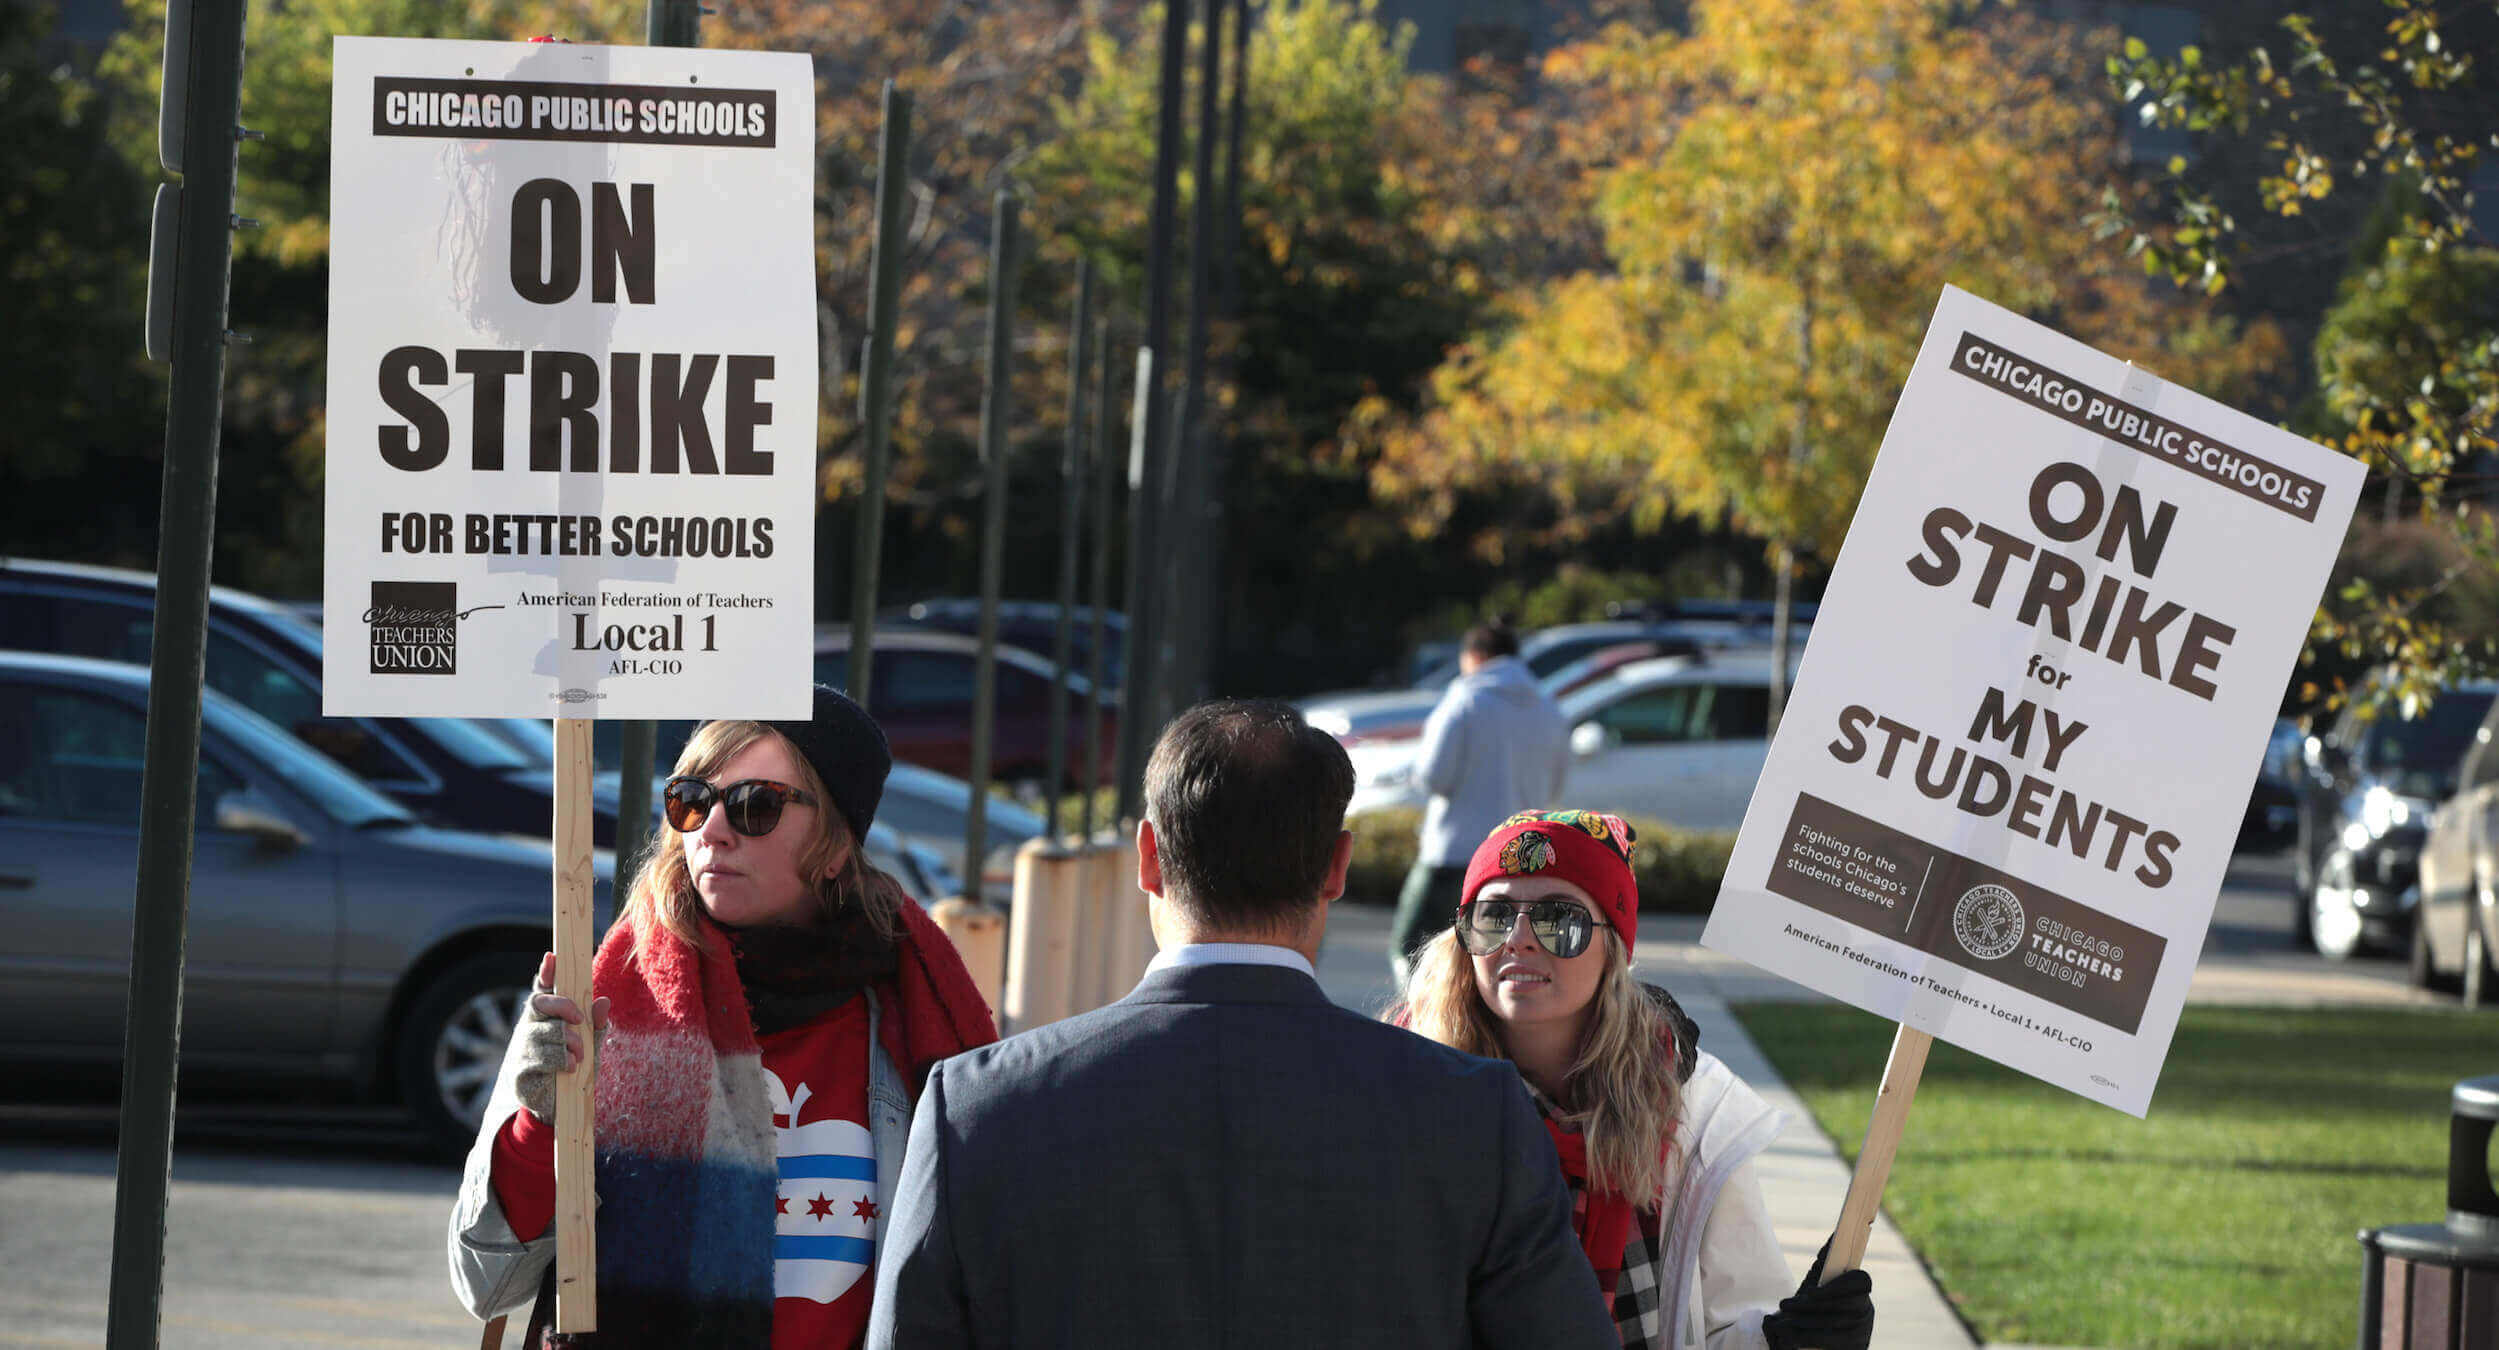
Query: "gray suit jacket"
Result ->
[[865, 960, 1617, 1349]]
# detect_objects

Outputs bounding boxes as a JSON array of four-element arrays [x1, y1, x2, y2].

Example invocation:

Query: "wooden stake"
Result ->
[[552, 718, 599, 1331], [1825, 1023, 1932, 1277]]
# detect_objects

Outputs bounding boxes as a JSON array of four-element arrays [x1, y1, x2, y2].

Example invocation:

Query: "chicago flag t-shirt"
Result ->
[[487, 996, 883, 1348], [761, 995, 879, 1350]]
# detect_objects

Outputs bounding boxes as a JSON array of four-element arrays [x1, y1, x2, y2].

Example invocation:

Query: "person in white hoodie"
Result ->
[[1394, 810, 1877, 1350], [1390, 620, 1571, 981]]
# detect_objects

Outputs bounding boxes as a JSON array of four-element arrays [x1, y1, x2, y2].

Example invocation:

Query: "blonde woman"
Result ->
[[1394, 810, 1875, 1350], [447, 687, 997, 1348]]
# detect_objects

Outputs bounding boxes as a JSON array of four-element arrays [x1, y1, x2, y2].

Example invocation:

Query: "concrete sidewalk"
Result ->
[[1311, 904, 1982, 1350]]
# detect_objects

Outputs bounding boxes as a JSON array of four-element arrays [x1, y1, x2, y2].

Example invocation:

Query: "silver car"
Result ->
[[2417, 697, 2499, 1007]]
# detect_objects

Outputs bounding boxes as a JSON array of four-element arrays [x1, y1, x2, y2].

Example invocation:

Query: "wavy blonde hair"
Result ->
[[1397, 926, 1680, 1203], [623, 720, 906, 954]]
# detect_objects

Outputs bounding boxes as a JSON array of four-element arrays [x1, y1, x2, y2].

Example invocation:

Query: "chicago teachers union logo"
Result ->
[[1951, 883, 2026, 961], [366, 581, 457, 675]]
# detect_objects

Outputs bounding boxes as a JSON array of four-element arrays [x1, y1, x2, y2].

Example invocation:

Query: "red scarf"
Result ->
[[1542, 1120, 1641, 1317]]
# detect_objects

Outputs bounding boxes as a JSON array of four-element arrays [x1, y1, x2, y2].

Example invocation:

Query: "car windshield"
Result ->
[[249, 600, 328, 654], [1562, 672, 1681, 724], [480, 718, 558, 767], [2365, 689, 2498, 798], [202, 696, 416, 827], [411, 715, 538, 772]]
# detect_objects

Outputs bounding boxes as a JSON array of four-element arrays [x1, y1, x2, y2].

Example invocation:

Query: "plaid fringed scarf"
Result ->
[[1536, 1091, 1668, 1350], [537, 901, 995, 1348]]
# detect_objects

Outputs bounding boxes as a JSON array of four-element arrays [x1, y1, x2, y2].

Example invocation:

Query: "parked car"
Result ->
[[2417, 698, 2499, 1006], [1552, 651, 1799, 832], [0, 559, 644, 847], [2290, 679, 2499, 959], [1302, 623, 1720, 747], [813, 626, 1116, 795], [1399, 619, 1739, 695], [2240, 716, 2305, 849], [880, 599, 1128, 693], [1343, 650, 1798, 830], [0, 651, 618, 1154]]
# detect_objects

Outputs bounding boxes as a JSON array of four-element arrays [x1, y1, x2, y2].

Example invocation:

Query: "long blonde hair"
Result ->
[[623, 720, 907, 954], [1399, 927, 1680, 1203]]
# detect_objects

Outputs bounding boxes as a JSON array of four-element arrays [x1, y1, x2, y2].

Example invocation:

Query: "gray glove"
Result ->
[[509, 959, 606, 1127]]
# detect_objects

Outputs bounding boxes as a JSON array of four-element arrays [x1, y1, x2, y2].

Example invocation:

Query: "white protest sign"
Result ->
[[323, 36, 817, 720], [1703, 285, 2365, 1117]]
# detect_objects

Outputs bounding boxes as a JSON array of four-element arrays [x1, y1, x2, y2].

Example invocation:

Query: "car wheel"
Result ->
[[395, 950, 537, 1157], [2467, 923, 2495, 1012], [2309, 851, 2367, 961], [2409, 913, 2437, 989]]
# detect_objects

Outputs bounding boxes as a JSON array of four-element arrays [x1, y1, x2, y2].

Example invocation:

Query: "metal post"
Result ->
[[646, 0, 699, 48], [1081, 315, 1118, 841], [1113, 0, 1192, 822], [615, 0, 704, 891], [1044, 261, 1094, 842], [1202, 0, 1250, 691], [848, 83, 913, 706], [964, 193, 1021, 889], [108, 2, 248, 1345], [1170, 0, 1225, 707], [615, 719, 654, 883]]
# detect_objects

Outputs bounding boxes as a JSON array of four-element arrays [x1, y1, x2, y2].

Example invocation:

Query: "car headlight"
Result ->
[[2359, 784, 2404, 837]]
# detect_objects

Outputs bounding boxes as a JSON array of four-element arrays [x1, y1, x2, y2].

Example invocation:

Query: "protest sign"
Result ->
[[323, 36, 817, 721], [323, 37, 819, 1329], [1704, 285, 2365, 1120]]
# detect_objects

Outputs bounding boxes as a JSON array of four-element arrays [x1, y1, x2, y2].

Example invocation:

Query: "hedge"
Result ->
[[1344, 808, 1736, 915]]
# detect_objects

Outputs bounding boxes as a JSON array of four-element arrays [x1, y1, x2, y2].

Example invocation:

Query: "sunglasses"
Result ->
[[662, 776, 818, 837], [1456, 898, 1608, 960]]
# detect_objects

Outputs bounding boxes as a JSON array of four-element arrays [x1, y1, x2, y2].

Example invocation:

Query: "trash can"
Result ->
[[2357, 1075, 2499, 1348]]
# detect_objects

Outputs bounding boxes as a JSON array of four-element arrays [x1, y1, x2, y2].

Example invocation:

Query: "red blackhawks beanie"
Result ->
[[1460, 810, 1642, 946]]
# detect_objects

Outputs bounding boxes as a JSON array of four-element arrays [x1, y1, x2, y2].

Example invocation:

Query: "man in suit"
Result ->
[[867, 699, 1615, 1349]]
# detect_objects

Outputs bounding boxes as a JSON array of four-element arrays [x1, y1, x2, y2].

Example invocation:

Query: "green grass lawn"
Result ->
[[1730, 1002, 2496, 1350]]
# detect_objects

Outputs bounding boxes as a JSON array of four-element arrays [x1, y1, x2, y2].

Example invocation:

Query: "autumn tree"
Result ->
[[2110, 0, 2499, 706], [1366, 0, 2286, 713]]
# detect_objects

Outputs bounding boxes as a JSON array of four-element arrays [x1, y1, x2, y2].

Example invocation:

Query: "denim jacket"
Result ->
[[446, 987, 916, 1320]]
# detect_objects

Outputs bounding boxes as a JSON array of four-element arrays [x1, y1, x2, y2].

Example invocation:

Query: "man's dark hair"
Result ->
[[1462, 617, 1520, 660], [1143, 699, 1355, 933]]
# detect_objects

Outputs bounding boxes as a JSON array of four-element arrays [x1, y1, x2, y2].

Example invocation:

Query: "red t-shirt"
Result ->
[[492, 996, 881, 1350]]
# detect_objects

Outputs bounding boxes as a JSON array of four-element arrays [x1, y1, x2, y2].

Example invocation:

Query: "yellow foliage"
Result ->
[[1366, 0, 2295, 564]]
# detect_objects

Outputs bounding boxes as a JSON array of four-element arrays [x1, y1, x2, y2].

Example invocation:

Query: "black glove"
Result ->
[[1761, 1238, 1874, 1350]]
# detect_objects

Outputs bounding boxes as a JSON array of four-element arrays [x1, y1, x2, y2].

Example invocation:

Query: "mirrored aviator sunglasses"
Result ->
[[1456, 898, 1604, 960], [661, 776, 817, 837]]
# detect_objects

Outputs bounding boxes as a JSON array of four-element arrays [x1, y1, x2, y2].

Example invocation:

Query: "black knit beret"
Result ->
[[758, 684, 891, 841]]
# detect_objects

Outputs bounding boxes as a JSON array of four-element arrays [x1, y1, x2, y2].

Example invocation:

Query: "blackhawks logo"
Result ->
[[1498, 831, 1557, 875]]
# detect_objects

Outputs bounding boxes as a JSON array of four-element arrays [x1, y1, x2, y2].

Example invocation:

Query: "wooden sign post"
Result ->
[[553, 719, 599, 1331], [1824, 1024, 1933, 1277]]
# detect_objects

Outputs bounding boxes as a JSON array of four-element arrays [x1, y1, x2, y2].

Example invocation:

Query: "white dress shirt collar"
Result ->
[[1144, 941, 1316, 980]]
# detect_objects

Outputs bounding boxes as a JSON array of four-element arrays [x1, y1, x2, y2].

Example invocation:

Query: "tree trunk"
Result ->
[[1769, 541, 1794, 733]]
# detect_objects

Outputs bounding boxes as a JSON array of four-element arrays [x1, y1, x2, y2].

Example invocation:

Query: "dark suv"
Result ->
[[2291, 680, 2499, 959]]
